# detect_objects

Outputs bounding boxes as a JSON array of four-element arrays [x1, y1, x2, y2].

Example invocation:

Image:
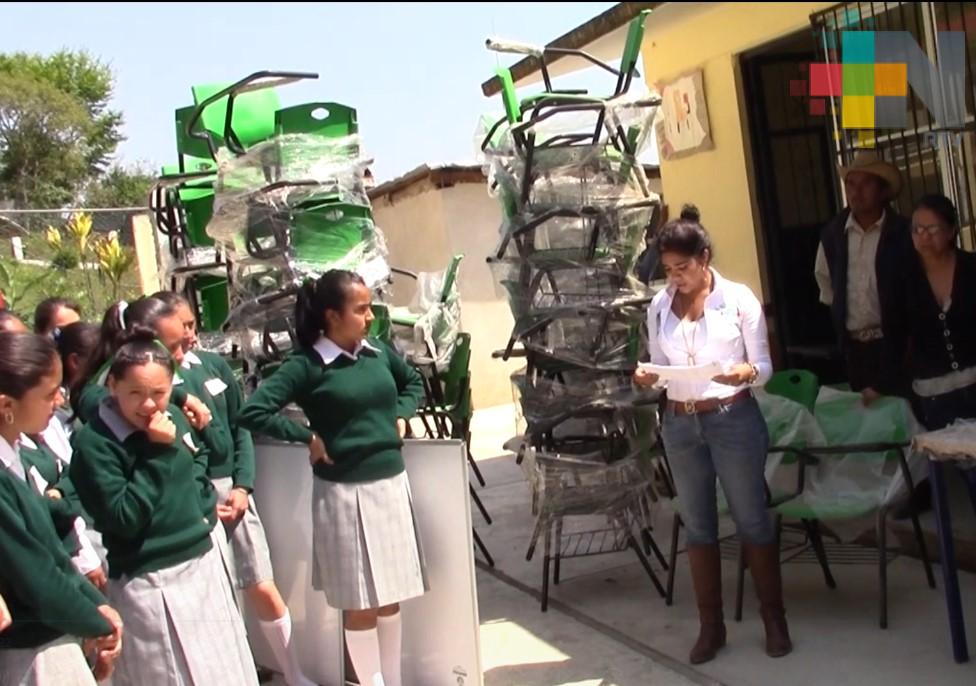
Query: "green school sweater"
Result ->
[[0, 469, 112, 649], [181, 351, 255, 491], [238, 338, 425, 483], [69, 402, 217, 579], [19, 440, 83, 556]]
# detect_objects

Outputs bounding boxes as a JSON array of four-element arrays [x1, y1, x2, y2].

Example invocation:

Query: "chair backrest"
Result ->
[[440, 254, 464, 304], [496, 67, 521, 124], [275, 102, 358, 138], [765, 369, 819, 414], [369, 303, 392, 344], [190, 82, 281, 153], [440, 332, 472, 407], [175, 106, 219, 161], [620, 10, 651, 84]]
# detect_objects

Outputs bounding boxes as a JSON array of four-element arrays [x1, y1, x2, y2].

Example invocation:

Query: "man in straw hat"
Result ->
[[814, 149, 913, 403]]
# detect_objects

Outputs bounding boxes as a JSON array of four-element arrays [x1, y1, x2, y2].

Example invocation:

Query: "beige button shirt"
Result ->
[[814, 211, 885, 332]]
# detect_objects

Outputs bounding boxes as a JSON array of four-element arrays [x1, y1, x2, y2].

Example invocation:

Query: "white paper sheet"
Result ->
[[638, 360, 724, 382]]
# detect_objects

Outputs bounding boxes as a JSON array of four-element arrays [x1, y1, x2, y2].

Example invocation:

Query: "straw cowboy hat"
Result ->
[[839, 150, 902, 199]]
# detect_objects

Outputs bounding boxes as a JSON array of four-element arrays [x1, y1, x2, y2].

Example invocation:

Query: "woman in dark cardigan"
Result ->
[[883, 194, 976, 430]]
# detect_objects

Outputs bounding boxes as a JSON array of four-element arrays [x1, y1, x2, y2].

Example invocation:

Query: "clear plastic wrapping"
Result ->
[[482, 80, 664, 526], [389, 266, 462, 373]]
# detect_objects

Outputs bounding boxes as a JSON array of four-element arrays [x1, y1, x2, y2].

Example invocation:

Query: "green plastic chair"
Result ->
[[290, 202, 376, 267], [369, 304, 392, 345], [275, 102, 358, 138], [391, 254, 464, 328], [175, 106, 220, 161], [190, 82, 281, 155], [178, 189, 216, 247], [756, 394, 936, 629], [765, 369, 819, 413], [187, 274, 230, 333]]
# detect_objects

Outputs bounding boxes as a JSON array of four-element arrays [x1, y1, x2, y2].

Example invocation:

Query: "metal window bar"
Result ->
[[810, 2, 976, 247]]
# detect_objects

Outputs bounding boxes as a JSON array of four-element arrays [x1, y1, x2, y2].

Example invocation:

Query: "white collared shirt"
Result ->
[[0, 434, 25, 481], [313, 337, 380, 366], [648, 269, 772, 402], [40, 414, 72, 464], [98, 401, 138, 442], [182, 350, 203, 369], [814, 210, 885, 331]]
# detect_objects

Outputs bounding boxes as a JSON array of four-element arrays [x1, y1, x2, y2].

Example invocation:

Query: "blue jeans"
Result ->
[[662, 395, 775, 546]]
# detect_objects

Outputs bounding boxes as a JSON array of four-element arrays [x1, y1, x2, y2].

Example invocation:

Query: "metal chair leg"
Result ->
[[554, 517, 563, 585], [542, 522, 552, 612], [878, 510, 888, 629], [470, 485, 492, 525], [803, 519, 837, 589], [473, 528, 494, 567], [908, 503, 937, 589], [629, 534, 666, 598]]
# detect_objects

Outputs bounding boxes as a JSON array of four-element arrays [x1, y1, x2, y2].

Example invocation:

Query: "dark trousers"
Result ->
[[844, 339, 884, 392], [918, 382, 976, 430]]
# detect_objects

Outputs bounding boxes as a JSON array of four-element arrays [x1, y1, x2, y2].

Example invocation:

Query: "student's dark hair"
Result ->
[[0, 332, 58, 399], [54, 322, 99, 378], [914, 193, 959, 232], [107, 328, 175, 382], [294, 270, 367, 349], [33, 297, 82, 335], [655, 204, 713, 260], [0, 309, 25, 333], [151, 290, 191, 310], [71, 297, 177, 414]]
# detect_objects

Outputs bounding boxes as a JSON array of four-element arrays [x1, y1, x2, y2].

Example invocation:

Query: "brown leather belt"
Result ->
[[667, 389, 753, 416]]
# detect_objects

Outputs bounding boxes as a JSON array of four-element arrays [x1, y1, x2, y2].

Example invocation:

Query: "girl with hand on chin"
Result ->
[[68, 330, 258, 686]]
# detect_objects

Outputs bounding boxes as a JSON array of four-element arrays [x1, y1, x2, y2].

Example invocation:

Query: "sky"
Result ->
[[2, 1, 627, 182]]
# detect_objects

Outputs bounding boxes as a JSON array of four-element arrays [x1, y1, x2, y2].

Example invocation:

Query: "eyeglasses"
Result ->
[[912, 223, 950, 236]]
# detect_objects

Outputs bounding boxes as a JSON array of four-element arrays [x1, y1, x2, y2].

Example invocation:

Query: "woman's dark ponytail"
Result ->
[[293, 270, 367, 350]]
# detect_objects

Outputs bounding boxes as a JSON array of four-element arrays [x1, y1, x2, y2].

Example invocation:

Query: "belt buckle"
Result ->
[[683, 399, 697, 415]]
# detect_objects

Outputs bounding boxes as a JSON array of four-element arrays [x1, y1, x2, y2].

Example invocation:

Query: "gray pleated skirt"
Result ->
[[311, 469, 429, 611], [210, 476, 275, 590], [0, 636, 95, 686], [105, 543, 259, 686]]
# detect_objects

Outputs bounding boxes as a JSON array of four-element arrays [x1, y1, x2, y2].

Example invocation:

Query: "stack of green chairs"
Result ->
[[149, 71, 395, 382]]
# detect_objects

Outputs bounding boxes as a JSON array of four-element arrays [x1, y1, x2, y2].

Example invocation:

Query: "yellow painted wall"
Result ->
[[642, 2, 835, 301]]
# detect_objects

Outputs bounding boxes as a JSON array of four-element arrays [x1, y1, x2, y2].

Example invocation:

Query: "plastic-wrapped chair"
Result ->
[[516, 440, 666, 612]]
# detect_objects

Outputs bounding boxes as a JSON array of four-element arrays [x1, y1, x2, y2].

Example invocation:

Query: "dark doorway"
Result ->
[[741, 31, 846, 383]]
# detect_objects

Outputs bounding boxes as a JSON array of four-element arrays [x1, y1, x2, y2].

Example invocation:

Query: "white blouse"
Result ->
[[647, 268, 772, 402]]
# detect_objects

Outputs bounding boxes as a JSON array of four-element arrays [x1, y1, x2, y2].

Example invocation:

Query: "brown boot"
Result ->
[[687, 544, 726, 664], [744, 542, 793, 657]]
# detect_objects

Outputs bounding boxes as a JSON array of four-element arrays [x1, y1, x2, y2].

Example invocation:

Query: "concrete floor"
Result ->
[[267, 404, 976, 686], [467, 404, 976, 686]]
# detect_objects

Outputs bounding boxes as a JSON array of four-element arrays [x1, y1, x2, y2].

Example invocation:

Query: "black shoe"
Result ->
[[893, 479, 932, 520]]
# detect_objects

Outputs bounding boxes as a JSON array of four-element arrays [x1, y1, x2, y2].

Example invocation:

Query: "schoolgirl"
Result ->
[[68, 330, 258, 686], [152, 290, 313, 686], [240, 269, 428, 686], [0, 331, 122, 684]]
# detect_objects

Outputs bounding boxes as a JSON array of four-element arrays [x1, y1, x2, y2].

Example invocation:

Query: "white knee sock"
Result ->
[[259, 610, 315, 686], [345, 628, 385, 686], [376, 613, 403, 686]]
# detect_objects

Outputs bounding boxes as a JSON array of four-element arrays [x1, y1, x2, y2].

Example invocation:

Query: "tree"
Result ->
[[0, 50, 125, 208], [84, 165, 155, 208]]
